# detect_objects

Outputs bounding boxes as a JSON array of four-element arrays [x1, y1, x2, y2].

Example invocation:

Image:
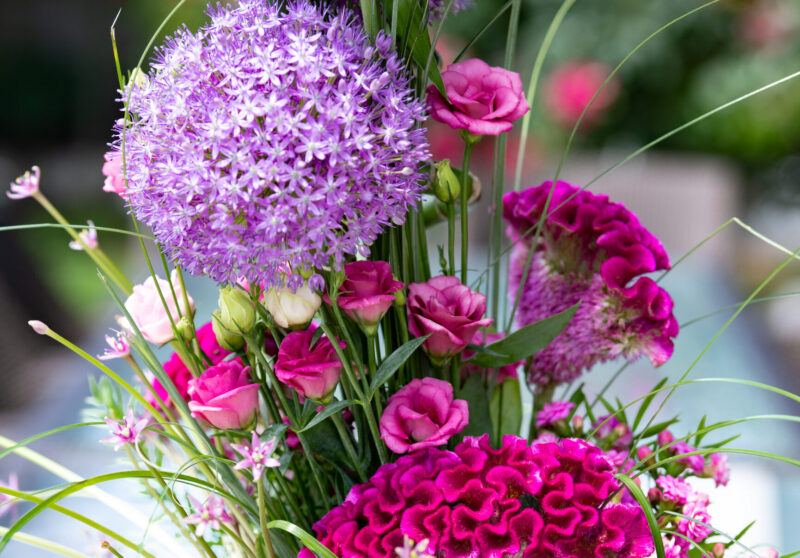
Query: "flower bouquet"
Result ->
[[2, 0, 798, 557]]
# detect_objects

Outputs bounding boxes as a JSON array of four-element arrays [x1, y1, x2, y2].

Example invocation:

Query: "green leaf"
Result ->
[[632, 377, 668, 432], [260, 422, 289, 442], [368, 335, 429, 399], [639, 417, 680, 439], [465, 303, 579, 368], [615, 474, 665, 558], [694, 415, 708, 446], [303, 417, 351, 471], [459, 374, 493, 440], [267, 520, 338, 558], [297, 399, 359, 433], [387, 0, 445, 93], [490, 378, 522, 439]]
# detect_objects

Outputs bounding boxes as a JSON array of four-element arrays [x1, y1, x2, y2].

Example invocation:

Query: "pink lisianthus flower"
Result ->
[[187, 359, 260, 430], [101, 409, 149, 451], [426, 59, 529, 136], [231, 432, 280, 481], [101, 151, 127, 197], [535, 400, 575, 429], [407, 275, 493, 364], [334, 260, 403, 334], [380, 377, 468, 454], [274, 327, 344, 403], [124, 271, 195, 345], [7, 166, 40, 200], [97, 332, 130, 361]]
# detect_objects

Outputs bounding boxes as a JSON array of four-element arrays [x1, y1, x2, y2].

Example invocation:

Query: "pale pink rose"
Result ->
[[102, 152, 127, 197], [335, 260, 403, 334], [544, 61, 619, 129], [380, 377, 468, 454], [274, 327, 343, 402], [124, 271, 195, 345], [188, 359, 260, 429], [407, 275, 493, 363], [426, 59, 529, 136]]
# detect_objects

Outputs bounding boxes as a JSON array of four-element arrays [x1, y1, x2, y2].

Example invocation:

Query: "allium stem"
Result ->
[[460, 142, 474, 283]]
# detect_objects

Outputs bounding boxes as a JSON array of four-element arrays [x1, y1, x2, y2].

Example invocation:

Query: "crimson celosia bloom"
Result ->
[[503, 181, 679, 389], [113, 0, 429, 289], [300, 436, 654, 558]]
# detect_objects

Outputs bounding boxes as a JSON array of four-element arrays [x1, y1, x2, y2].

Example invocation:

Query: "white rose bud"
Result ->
[[264, 281, 321, 329]]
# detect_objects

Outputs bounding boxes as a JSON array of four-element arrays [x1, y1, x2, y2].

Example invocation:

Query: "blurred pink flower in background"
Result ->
[[101, 152, 127, 197], [544, 61, 620, 129], [7, 165, 40, 200], [124, 271, 195, 345]]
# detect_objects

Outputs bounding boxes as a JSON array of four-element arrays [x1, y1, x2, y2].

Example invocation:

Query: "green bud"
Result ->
[[432, 159, 460, 203], [211, 310, 245, 351], [175, 317, 195, 342], [218, 286, 256, 335], [393, 286, 406, 307]]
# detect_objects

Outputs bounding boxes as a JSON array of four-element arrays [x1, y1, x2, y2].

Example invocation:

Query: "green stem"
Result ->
[[529, 384, 555, 441], [258, 477, 277, 558], [460, 142, 474, 283], [447, 202, 456, 276], [221, 524, 257, 558], [0, 527, 85, 558], [331, 413, 367, 482]]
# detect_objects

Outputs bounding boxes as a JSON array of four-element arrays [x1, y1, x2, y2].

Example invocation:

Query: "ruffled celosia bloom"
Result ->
[[535, 400, 574, 429], [503, 181, 679, 388], [124, 271, 195, 345], [7, 166, 40, 200], [394, 536, 434, 558], [231, 432, 280, 481], [407, 275, 493, 364], [98, 332, 130, 361], [335, 260, 404, 334], [301, 435, 654, 558], [101, 152, 126, 197], [187, 359, 260, 429], [184, 494, 233, 537], [427, 59, 529, 136], [274, 327, 344, 402], [379, 377, 468, 453], [101, 410, 149, 451], [112, 0, 429, 288], [461, 331, 521, 384]]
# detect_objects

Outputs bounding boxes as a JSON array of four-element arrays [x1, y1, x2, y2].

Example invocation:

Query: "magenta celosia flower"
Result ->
[[231, 432, 281, 481], [7, 166, 40, 200], [503, 181, 678, 389], [184, 494, 233, 537], [101, 410, 149, 451], [303, 435, 654, 558], [535, 400, 574, 429], [97, 332, 131, 361], [394, 536, 435, 558], [113, 0, 429, 289], [656, 475, 691, 504]]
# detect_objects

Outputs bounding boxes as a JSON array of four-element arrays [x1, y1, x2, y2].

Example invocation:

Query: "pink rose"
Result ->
[[124, 271, 195, 345], [146, 322, 232, 409], [274, 328, 344, 402], [187, 359, 260, 429], [102, 151, 126, 197], [380, 377, 468, 453], [407, 275, 493, 363], [335, 261, 403, 334], [426, 59, 529, 136]]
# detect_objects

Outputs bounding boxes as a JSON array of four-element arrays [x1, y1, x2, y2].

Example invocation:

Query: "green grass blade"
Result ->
[[267, 520, 338, 558], [615, 474, 665, 558], [0, 526, 88, 557]]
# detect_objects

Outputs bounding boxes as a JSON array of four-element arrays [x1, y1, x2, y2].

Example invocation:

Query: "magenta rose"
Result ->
[[187, 359, 259, 429], [274, 328, 344, 402], [426, 58, 530, 136], [407, 275, 493, 363], [380, 377, 468, 453], [335, 260, 403, 334]]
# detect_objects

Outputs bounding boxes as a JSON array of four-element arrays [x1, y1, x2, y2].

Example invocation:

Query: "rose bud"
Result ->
[[712, 543, 725, 558], [187, 359, 260, 430], [380, 377, 468, 454], [212, 311, 245, 351], [217, 285, 256, 335], [647, 487, 661, 503], [426, 59, 530, 137], [124, 271, 195, 345], [334, 261, 404, 335], [407, 275, 493, 365], [432, 159, 460, 203], [274, 328, 344, 403], [264, 280, 321, 329], [657, 430, 674, 447], [637, 446, 653, 461]]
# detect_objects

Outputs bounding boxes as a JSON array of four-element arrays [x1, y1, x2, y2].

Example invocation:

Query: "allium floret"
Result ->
[[503, 181, 679, 388], [302, 435, 654, 558], [113, 0, 429, 288]]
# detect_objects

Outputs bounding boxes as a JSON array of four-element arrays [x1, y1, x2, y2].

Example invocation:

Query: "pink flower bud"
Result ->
[[28, 320, 49, 335], [647, 487, 661, 503], [657, 430, 673, 446], [712, 543, 725, 557], [264, 281, 321, 329], [379, 378, 468, 454], [124, 271, 195, 345], [572, 415, 584, 431], [637, 446, 653, 460], [188, 359, 259, 429], [335, 261, 403, 334], [274, 328, 343, 402]]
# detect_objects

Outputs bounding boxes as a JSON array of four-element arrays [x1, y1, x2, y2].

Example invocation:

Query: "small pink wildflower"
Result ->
[[7, 166, 40, 199], [0, 473, 19, 521], [678, 499, 713, 542], [100, 410, 149, 451], [230, 432, 280, 481], [184, 494, 233, 537], [672, 441, 706, 474], [97, 332, 130, 361], [656, 475, 691, 504], [708, 453, 730, 487], [536, 400, 575, 428], [395, 536, 435, 558], [68, 221, 99, 251]]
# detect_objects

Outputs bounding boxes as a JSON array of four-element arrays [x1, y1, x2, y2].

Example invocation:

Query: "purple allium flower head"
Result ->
[[303, 435, 654, 558], [184, 494, 233, 537], [428, 0, 474, 19], [535, 400, 574, 428], [113, 0, 429, 288], [503, 181, 679, 389], [100, 409, 149, 451], [230, 431, 281, 481]]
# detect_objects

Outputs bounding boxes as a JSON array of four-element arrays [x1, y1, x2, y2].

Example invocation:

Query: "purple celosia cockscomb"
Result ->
[[299, 436, 654, 558], [113, 0, 429, 289], [503, 181, 679, 389]]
